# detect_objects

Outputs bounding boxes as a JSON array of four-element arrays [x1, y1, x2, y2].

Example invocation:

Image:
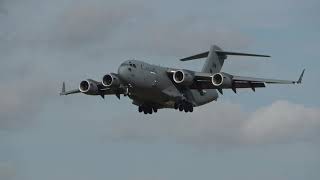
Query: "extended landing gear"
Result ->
[[174, 100, 193, 113], [138, 105, 158, 114], [138, 101, 193, 114]]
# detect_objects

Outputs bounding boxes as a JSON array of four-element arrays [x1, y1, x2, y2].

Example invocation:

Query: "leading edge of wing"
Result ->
[[233, 69, 305, 84], [232, 76, 295, 84], [60, 82, 80, 95]]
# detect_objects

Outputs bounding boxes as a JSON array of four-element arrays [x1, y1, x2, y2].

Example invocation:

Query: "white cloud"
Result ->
[[103, 100, 320, 146], [244, 101, 320, 144]]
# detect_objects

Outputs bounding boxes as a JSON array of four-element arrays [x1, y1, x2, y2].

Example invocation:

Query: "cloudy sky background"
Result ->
[[0, 0, 320, 179]]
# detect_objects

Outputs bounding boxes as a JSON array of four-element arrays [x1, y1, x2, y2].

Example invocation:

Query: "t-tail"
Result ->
[[180, 45, 271, 73]]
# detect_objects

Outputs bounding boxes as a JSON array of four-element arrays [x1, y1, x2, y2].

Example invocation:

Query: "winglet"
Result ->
[[60, 82, 66, 95], [297, 69, 305, 84]]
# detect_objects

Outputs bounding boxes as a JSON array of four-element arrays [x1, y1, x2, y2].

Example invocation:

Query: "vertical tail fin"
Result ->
[[201, 45, 226, 73]]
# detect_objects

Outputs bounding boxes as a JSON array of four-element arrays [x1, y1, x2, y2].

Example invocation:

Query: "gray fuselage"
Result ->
[[117, 60, 218, 109]]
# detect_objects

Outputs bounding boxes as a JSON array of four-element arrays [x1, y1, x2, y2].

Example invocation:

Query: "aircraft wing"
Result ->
[[60, 82, 81, 95], [230, 69, 304, 85], [60, 89, 81, 95], [60, 81, 126, 99], [168, 69, 305, 93], [231, 76, 295, 84]]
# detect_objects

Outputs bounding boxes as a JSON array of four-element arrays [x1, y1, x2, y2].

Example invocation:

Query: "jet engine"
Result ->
[[79, 79, 100, 95], [173, 70, 194, 86], [102, 73, 121, 88], [211, 73, 233, 88]]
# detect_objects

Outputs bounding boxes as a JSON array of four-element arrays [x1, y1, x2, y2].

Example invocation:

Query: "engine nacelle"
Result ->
[[211, 72, 233, 88], [102, 73, 120, 88], [173, 70, 194, 86], [79, 79, 100, 95]]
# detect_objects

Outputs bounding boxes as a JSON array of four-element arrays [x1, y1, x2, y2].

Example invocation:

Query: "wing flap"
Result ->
[[190, 81, 265, 89], [233, 82, 266, 88]]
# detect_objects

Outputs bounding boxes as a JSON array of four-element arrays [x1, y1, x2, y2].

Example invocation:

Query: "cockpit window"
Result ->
[[121, 61, 137, 68]]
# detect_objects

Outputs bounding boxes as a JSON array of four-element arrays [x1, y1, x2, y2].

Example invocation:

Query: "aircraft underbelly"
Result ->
[[130, 87, 170, 104], [190, 89, 218, 106], [129, 72, 178, 106]]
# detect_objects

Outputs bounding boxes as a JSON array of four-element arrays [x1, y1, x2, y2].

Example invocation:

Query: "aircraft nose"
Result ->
[[118, 65, 129, 81]]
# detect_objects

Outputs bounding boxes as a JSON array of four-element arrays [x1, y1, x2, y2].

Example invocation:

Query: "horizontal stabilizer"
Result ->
[[180, 50, 270, 61], [180, 51, 209, 61], [216, 51, 270, 58]]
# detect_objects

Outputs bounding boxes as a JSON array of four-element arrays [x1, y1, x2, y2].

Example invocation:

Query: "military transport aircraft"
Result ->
[[60, 45, 304, 114]]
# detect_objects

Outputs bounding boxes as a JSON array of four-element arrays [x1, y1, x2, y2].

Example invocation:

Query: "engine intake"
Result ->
[[79, 79, 100, 95], [102, 73, 120, 88], [173, 70, 194, 86], [211, 73, 233, 88]]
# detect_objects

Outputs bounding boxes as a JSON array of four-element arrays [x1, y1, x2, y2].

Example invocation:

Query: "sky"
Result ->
[[0, 0, 320, 179]]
